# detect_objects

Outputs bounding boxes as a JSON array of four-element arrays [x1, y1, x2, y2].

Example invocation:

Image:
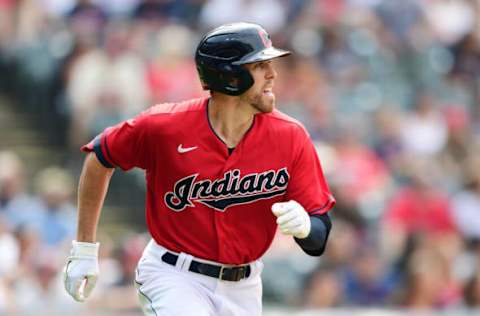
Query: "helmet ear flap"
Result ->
[[196, 56, 254, 96], [219, 63, 254, 96]]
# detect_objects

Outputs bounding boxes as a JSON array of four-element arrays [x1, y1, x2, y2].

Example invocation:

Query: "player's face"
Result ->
[[241, 60, 278, 113]]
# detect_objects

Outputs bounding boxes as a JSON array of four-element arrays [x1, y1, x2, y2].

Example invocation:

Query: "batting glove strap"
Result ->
[[71, 240, 100, 258]]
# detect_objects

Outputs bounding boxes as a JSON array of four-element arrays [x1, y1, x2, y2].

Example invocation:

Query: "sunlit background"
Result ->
[[1, 0, 480, 315]]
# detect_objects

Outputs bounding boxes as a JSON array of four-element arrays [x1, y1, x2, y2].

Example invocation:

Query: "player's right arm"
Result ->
[[77, 152, 114, 243], [64, 152, 114, 302], [63, 110, 151, 301]]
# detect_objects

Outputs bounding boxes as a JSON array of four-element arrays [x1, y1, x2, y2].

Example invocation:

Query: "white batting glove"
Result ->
[[272, 200, 311, 239], [63, 240, 100, 302]]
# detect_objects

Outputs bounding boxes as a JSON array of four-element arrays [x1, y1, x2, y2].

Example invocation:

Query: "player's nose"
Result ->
[[265, 63, 277, 80]]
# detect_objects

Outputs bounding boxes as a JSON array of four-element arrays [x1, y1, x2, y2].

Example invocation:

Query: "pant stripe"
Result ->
[[134, 278, 158, 316]]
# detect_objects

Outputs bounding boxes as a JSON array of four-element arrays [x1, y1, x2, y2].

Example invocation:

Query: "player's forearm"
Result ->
[[76, 152, 114, 243], [294, 213, 332, 256]]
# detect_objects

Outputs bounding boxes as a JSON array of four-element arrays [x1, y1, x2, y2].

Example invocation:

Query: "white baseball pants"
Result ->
[[134, 240, 264, 316]]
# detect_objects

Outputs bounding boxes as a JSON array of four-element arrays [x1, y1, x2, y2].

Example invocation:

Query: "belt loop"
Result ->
[[175, 253, 186, 271], [177, 252, 193, 272], [183, 253, 193, 272]]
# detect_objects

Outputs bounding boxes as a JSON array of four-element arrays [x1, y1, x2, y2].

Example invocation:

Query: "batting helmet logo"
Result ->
[[258, 29, 272, 48]]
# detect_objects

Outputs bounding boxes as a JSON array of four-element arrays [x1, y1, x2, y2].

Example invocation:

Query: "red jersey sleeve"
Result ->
[[286, 131, 335, 215], [81, 113, 151, 171]]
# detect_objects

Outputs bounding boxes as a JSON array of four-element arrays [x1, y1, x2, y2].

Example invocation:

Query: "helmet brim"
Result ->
[[232, 47, 291, 65]]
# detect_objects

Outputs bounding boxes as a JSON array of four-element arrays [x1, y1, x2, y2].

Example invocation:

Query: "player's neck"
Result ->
[[208, 96, 255, 148]]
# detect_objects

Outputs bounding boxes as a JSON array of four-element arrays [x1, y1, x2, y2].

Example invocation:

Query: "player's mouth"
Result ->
[[263, 87, 274, 97]]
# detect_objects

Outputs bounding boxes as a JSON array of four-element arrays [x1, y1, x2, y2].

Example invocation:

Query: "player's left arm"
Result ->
[[274, 127, 335, 256]]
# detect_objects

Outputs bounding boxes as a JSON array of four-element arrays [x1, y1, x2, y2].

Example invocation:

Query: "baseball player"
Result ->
[[63, 22, 335, 315]]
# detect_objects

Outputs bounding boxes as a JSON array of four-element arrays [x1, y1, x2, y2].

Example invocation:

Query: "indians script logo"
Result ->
[[164, 168, 289, 212]]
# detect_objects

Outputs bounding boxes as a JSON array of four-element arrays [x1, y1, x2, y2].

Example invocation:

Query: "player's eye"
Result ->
[[256, 62, 266, 69]]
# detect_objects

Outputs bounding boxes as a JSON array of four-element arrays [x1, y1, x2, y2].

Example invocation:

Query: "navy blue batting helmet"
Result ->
[[195, 22, 291, 96]]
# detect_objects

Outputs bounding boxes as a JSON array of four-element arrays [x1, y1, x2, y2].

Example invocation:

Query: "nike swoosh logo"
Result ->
[[177, 144, 198, 153]]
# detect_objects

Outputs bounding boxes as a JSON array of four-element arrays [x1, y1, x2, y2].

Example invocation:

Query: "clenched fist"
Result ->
[[63, 241, 100, 302], [271, 200, 311, 239]]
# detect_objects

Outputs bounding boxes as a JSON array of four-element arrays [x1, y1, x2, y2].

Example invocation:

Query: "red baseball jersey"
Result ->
[[83, 97, 335, 264]]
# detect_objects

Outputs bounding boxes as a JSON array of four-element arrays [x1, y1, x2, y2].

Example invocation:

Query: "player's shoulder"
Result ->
[[262, 109, 310, 136], [143, 97, 208, 117]]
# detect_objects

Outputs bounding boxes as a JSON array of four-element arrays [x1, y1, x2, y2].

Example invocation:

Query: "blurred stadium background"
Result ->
[[1, 0, 480, 315]]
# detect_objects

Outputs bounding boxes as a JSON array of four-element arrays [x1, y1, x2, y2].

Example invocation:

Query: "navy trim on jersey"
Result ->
[[205, 99, 256, 150], [310, 198, 333, 216], [93, 135, 114, 168], [102, 133, 115, 166], [206, 99, 227, 146]]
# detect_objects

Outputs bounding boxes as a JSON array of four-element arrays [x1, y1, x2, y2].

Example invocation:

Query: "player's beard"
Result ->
[[244, 89, 275, 114]]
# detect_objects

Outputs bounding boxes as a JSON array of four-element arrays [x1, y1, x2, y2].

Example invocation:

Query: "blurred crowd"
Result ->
[[1, 0, 480, 315]]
